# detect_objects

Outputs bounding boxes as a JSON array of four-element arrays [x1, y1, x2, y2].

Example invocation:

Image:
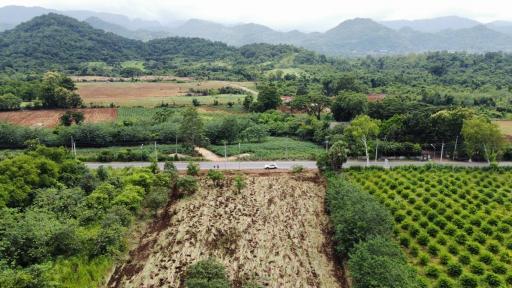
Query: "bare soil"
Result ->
[[107, 173, 343, 288], [76, 81, 255, 106], [0, 108, 117, 128]]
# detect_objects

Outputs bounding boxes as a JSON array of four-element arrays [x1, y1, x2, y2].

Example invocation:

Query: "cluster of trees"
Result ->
[[326, 176, 421, 287], [0, 145, 173, 287], [0, 72, 83, 111]]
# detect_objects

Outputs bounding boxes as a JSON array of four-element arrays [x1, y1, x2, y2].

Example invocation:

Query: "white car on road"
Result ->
[[264, 163, 279, 170]]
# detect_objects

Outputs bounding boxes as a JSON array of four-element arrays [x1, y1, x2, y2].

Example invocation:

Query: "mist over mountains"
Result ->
[[3, 5, 512, 56]]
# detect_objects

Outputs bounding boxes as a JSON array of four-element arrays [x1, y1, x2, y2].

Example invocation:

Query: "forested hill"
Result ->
[[0, 14, 327, 77]]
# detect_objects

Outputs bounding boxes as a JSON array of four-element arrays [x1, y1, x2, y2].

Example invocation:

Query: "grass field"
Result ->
[[346, 167, 512, 287], [108, 174, 341, 287], [0, 108, 117, 128], [77, 80, 255, 107], [75, 144, 196, 162], [209, 137, 323, 160]]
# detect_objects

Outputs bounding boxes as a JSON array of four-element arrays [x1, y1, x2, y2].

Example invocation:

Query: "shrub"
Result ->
[[446, 263, 462, 278], [469, 263, 485, 275], [291, 165, 304, 174], [348, 237, 420, 288], [175, 176, 198, 197], [459, 274, 478, 288], [207, 170, 224, 187], [485, 273, 502, 287], [436, 277, 454, 288], [184, 258, 230, 288], [326, 177, 393, 256], [426, 266, 440, 279], [187, 162, 199, 176]]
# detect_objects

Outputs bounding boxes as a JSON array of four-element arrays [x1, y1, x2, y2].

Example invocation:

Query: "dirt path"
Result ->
[[107, 174, 343, 288], [195, 147, 224, 161], [195, 147, 250, 162]]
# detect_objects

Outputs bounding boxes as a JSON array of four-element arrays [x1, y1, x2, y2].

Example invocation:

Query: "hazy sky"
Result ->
[[2, 0, 512, 31]]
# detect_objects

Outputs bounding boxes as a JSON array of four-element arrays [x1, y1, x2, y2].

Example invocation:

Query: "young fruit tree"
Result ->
[[344, 115, 380, 166]]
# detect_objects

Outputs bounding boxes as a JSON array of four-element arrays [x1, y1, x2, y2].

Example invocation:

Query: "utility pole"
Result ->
[[175, 134, 178, 156], [154, 141, 158, 162], [440, 142, 445, 162], [430, 144, 436, 162], [375, 138, 379, 163], [224, 141, 227, 169], [453, 135, 459, 161], [238, 142, 241, 170], [71, 137, 76, 159], [286, 137, 289, 160], [141, 144, 144, 162]]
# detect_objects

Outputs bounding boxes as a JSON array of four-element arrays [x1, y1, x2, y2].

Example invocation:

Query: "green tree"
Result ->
[[179, 108, 204, 150], [462, 117, 505, 163], [175, 176, 199, 197], [40, 72, 82, 108], [254, 82, 281, 112], [59, 111, 84, 126], [0, 93, 22, 111], [143, 186, 169, 216], [344, 115, 380, 166], [185, 258, 230, 288], [331, 92, 368, 122], [112, 185, 144, 212], [291, 93, 331, 120], [328, 141, 348, 170], [326, 177, 393, 256], [241, 125, 268, 143], [242, 94, 253, 111], [349, 237, 420, 288], [187, 162, 199, 176], [207, 170, 225, 187]]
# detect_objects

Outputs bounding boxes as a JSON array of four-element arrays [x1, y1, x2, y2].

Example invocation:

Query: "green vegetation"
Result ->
[[209, 137, 323, 160], [0, 145, 173, 287], [326, 175, 421, 287], [346, 166, 512, 287], [184, 258, 230, 288]]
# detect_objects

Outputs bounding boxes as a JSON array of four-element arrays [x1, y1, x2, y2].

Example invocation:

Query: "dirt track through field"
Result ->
[[107, 174, 342, 288]]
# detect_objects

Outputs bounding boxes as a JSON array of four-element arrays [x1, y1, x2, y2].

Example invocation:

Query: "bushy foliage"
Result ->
[[349, 236, 420, 288], [184, 258, 230, 288]]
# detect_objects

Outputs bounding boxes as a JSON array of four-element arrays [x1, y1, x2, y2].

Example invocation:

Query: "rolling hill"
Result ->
[[2, 6, 512, 56], [0, 14, 325, 75]]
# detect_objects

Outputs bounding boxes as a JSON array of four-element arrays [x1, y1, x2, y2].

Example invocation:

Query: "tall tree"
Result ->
[[331, 92, 368, 122], [328, 141, 349, 170], [462, 117, 505, 163], [254, 82, 281, 112], [344, 115, 380, 166], [179, 108, 204, 150], [291, 93, 331, 120]]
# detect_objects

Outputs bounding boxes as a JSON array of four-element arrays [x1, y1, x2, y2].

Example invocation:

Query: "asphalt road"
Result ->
[[85, 160, 512, 170]]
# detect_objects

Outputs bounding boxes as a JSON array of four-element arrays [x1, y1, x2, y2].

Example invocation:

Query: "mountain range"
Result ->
[[3, 5, 512, 56]]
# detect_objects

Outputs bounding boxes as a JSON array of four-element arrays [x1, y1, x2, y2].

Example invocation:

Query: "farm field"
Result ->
[[209, 137, 324, 160], [76, 80, 256, 107], [0, 108, 117, 128], [107, 173, 342, 287], [495, 120, 512, 141], [346, 167, 512, 287]]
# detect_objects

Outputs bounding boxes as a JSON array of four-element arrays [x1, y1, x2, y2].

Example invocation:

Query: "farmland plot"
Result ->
[[0, 108, 117, 127], [108, 174, 342, 288], [77, 81, 255, 107], [347, 167, 512, 287]]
